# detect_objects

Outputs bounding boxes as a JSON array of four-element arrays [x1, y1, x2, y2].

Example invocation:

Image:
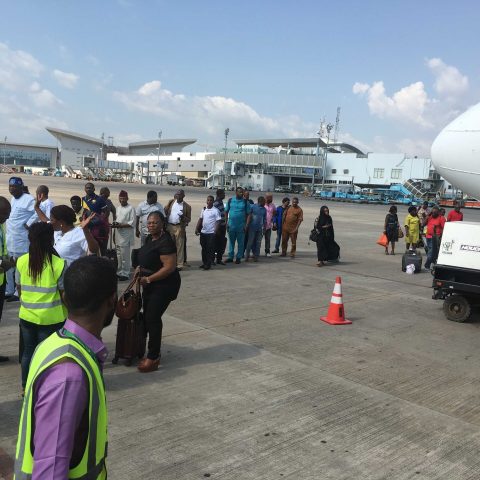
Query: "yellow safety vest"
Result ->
[[15, 330, 108, 479], [0, 223, 7, 285], [17, 254, 67, 325]]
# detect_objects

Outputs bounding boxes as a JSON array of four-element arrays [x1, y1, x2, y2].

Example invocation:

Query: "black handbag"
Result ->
[[309, 229, 319, 243], [105, 228, 118, 270]]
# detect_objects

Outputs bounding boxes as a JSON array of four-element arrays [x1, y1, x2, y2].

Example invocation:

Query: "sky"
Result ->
[[1, 0, 479, 156]]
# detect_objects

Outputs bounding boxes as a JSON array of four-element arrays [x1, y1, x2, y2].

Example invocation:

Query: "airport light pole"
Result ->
[[313, 127, 321, 194], [222, 128, 229, 188], [157, 130, 162, 185], [321, 123, 334, 191], [3, 136, 6, 166]]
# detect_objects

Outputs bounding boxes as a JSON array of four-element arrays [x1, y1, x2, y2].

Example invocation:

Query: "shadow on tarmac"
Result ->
[[104, 342, 260, 392]]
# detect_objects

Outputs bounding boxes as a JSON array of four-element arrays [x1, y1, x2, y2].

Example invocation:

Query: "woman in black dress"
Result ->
[[383, 205, 399, 255], [136, 211, 181, 373], [314, 206, 340, 267]]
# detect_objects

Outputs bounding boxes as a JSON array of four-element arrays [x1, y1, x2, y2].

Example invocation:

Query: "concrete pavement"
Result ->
[[1, 176, 480, 479]]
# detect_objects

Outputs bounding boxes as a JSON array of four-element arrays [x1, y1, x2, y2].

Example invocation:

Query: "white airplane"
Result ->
[[431, 102, 480, 199]]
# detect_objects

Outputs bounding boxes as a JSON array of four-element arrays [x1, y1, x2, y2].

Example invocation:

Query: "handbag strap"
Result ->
[[120, 275, 139, 297]]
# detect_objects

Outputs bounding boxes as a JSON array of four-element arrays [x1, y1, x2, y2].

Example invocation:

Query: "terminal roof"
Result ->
[[46, 127, 104, 145], [129, 139, 197, 148], [234, 138, 364, 155]]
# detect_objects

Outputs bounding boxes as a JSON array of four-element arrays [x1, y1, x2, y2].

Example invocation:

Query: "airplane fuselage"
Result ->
[[431, 103, 480, 199]]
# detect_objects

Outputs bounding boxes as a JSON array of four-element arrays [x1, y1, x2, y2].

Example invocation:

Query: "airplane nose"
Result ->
[[431, 102, 480, 198]]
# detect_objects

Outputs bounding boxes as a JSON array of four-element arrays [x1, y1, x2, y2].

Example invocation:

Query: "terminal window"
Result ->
[[391, 168, 402, 179], [374, 168, 385, 179], [3, 149, 51, 167]]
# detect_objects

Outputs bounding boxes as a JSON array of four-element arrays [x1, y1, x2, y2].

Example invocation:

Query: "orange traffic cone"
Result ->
[[320, 276, 352, 325]]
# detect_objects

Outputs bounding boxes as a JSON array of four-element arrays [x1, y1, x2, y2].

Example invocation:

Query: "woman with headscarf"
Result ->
[[383, 205, 399, 255], [314, 206, 340, 267]]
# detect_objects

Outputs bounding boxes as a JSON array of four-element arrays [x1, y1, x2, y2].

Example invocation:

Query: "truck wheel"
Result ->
[[443, 295, 471, 322]]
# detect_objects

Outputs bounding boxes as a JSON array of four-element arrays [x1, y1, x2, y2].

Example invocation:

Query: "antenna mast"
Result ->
[[334, 107, 341, 143]]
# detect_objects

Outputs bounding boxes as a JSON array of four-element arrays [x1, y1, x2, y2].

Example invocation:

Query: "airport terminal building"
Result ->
[[1, 128, 444, 195], [0, 141, 58, 170]]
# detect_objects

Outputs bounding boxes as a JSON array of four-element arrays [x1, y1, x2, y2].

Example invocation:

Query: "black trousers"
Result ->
[[214, 226, 227, 262], [144, 292, 172, 360], [200, 233, 215, 267], [0, 280, 5, 323]]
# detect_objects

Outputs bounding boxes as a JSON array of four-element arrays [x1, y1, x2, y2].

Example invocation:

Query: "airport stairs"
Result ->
[[403, 179, 429, 198]]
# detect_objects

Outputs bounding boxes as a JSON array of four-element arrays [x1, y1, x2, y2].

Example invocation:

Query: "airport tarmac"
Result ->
[[1, 176, 480, 479]]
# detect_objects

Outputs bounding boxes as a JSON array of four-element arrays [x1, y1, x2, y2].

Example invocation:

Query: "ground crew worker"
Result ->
[[14, 256, 117, 479], [16, 222, 67, 391]]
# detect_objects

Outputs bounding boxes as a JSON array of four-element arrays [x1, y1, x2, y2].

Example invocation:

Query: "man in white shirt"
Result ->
[[26, 185, 54, 227], [6, 177, 35, 301], [165, 190, 192, 270], [135, 191, 164, 246], [195, 195, 221, 270], [114, 190, 136, 281]]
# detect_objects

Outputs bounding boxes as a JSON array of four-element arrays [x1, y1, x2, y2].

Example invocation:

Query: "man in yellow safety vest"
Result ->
[[14, 256, 118, 479]]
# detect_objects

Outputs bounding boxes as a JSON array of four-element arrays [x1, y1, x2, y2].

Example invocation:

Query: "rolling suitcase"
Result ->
[[402, 249, 422, 273], [112, 312, 146, 366]]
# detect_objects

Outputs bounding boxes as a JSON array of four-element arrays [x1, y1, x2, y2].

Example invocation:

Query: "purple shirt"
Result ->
[[31, 319, 108, 480]]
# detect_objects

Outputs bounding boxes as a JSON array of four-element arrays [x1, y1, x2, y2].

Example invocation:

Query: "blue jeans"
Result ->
[[6, 250, 26, 296], [20, 319, 64, 388], [425, 236, 439, 269], [246, 229, 263, 257], [227, 229, 245, 260], [274, 229, 282, 251]]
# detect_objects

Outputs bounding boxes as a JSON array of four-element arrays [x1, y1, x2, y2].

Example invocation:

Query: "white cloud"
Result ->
[[29, 82, 63, 108], [353, 58, 470, 134], [0, 42, 43, 91], [0, 43, 67, 142], [352, 83, 369, 95], [352, 80, 431, 127], [395, 137, 432, 157], [53, 69, 79, 89], [112, 132, 144, 146], [0, 94, 67, 138], [115, 80, 316, 139], [427, 58, 468, 97]]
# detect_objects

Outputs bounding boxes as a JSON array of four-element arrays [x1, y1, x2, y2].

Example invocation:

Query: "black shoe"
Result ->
[[4, 294, 12, 300], [203, 265, 211, 271], [7, 295, 19, 303], [225, 258, 233, 263], [199, 265, 206, 269], [235, 258, 241, 264], [0, 355, 9, 362], [117, 275, 129, 281], [216, 260, 226, 266], [272, 250, 279, 254]]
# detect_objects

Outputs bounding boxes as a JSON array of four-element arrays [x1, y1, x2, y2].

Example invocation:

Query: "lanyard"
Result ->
[[59, 327, 102, 372]]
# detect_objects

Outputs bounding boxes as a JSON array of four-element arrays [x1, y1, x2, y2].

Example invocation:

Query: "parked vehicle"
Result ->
[[432, 222, 480, 322], [166, 174, 186, 186]]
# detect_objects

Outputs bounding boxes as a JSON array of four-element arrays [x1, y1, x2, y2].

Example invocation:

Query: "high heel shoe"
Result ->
[[137, 358, 160, 373]]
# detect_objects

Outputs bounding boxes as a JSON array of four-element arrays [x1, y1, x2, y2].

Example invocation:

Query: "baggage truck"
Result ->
[[432, 222, 480, 322]]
